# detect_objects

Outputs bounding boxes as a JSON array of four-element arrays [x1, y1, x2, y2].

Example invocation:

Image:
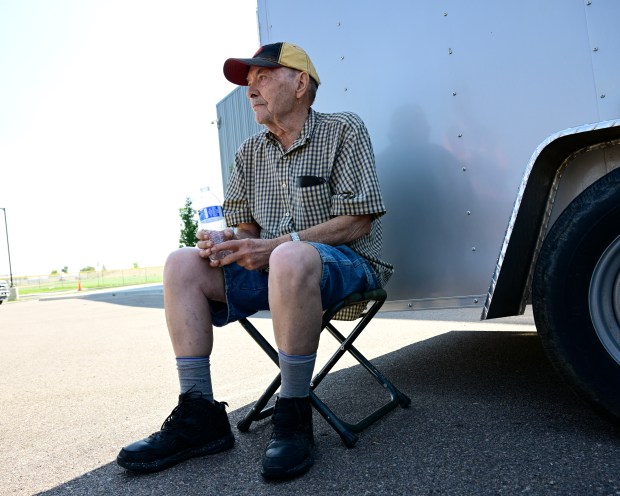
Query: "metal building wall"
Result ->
[[216, 86, 264, 190]]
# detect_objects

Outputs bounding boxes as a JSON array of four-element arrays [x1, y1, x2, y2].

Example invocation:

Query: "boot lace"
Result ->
[[159, 389, 203, 431]]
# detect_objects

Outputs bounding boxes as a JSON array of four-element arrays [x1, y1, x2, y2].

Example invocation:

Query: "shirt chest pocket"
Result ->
[[291, 181, 332, 230]]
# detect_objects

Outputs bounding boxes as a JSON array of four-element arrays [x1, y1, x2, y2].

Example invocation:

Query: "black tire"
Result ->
[[533, 166, 620, 423]]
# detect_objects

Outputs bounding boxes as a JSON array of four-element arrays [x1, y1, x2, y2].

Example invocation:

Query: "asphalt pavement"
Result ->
[[1, 285, 619, 495]]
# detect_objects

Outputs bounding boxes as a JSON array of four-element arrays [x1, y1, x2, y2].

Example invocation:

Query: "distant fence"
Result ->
[[6, 267, 164, 295]]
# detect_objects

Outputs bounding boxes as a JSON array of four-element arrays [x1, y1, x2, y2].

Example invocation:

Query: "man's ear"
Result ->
[[295, 71, 310, 99]]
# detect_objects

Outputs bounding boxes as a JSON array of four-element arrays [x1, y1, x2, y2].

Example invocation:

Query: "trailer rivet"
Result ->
[[341, 56, 345, 60], [408, 303, 413, 308], [344, 87, 348, 92], [472, 247, 476, 252], [467, 211, 471, 215], [458, 133, 463, 138], [448, 48, 453, 55], [586, 1, 592, 5], [474, 298, 479, 304], [462, 167, 467, 171], [444, 12, 448, 16], [600, 94, 606, 98], [593, 47, 599, 52], [452, 92, 457, 96]]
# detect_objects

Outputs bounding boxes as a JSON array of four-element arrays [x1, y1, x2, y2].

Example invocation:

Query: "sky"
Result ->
[[0, 0, 258, 277]]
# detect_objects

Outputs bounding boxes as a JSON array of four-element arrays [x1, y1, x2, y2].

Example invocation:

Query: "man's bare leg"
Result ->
[[117, 247, 234, 474], [268, 242, 323, 356], [261, 241, 322, 480], [164, 247, 226, 357]]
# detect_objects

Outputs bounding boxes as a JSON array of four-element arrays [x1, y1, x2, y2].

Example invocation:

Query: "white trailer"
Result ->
[[216, 1, 620, 422]]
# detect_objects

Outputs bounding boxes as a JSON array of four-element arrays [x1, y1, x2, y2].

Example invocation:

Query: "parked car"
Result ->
[[0, 280, 9, 304]]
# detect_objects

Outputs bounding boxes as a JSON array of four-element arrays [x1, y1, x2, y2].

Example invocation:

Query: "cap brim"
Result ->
[[223, 57, 282, 86]]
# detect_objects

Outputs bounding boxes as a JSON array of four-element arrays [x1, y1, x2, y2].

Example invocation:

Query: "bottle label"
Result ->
[[199, 205, 223, 223]]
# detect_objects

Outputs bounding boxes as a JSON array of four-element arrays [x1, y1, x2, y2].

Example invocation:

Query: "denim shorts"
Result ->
[[209, 242, 378, 327]]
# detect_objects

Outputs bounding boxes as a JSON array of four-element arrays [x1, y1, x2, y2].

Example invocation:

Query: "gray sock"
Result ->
[[176, 356, 214, 402], [278, 350, 317, 398]]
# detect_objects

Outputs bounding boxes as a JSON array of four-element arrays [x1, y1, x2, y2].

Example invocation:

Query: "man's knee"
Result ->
[[164, 247, 226, 301], [164, 247, 204, 285], [269, 242, 321, 286]]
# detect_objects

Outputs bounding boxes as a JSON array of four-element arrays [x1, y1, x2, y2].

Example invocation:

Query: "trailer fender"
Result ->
[[483, 119, 620, 320]]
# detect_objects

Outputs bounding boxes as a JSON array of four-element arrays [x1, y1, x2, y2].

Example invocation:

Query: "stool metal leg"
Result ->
[[309, 391, 359, 447], [309, 299, 411, 436], [237, 373, 280, 432], [236, 317, 280, 432], [236, 289, 410, 447]]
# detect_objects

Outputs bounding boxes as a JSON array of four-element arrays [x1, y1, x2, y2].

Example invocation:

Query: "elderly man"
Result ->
[[117, 42, 392, 480]]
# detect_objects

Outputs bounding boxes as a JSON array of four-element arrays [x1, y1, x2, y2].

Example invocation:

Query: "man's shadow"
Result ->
[[377, 104, 478, 300]]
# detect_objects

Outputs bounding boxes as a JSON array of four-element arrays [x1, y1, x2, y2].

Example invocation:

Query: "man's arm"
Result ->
[[293, 214, 372, 245], [235, 222, 261, 240]]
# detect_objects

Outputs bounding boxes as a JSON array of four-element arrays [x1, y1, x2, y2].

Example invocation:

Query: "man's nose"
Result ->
[[247, 84, 258, 99]]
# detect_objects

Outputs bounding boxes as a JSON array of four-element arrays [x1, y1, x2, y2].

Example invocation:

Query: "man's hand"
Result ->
[[197, 222, 276, 270], [208, 237, 277, 270], [196, 228, 235, 262]]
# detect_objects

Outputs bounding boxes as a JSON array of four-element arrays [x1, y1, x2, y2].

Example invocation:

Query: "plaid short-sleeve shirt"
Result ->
[[224, 109, 393, 287]]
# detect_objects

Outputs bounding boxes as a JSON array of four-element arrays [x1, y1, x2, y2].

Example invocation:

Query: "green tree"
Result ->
[[179, 197, 198, 248]]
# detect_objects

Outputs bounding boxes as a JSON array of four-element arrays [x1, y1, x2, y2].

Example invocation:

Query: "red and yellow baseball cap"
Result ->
[[223, 42, 320, 86]]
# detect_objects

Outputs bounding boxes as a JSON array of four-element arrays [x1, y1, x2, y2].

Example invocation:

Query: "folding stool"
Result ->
[[236, 288, 411, 447]]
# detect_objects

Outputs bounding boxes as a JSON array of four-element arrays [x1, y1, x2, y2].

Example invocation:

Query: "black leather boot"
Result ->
[[261, 396, 314, 480], [117, 391, 234, 473]]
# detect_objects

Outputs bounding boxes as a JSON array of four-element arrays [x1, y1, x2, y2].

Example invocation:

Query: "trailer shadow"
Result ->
[[39, 330, 620, 495], [68, 286, 165, 309]]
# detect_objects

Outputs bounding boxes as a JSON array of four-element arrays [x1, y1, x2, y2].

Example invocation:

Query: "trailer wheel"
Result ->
[[533, 167, 620, 423]]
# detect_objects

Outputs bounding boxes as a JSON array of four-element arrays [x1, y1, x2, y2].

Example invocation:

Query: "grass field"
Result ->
[[11, 267, 164, 296]]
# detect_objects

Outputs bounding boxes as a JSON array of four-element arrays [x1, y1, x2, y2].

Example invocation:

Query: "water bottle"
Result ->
[[198, 186, 229, 261]]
